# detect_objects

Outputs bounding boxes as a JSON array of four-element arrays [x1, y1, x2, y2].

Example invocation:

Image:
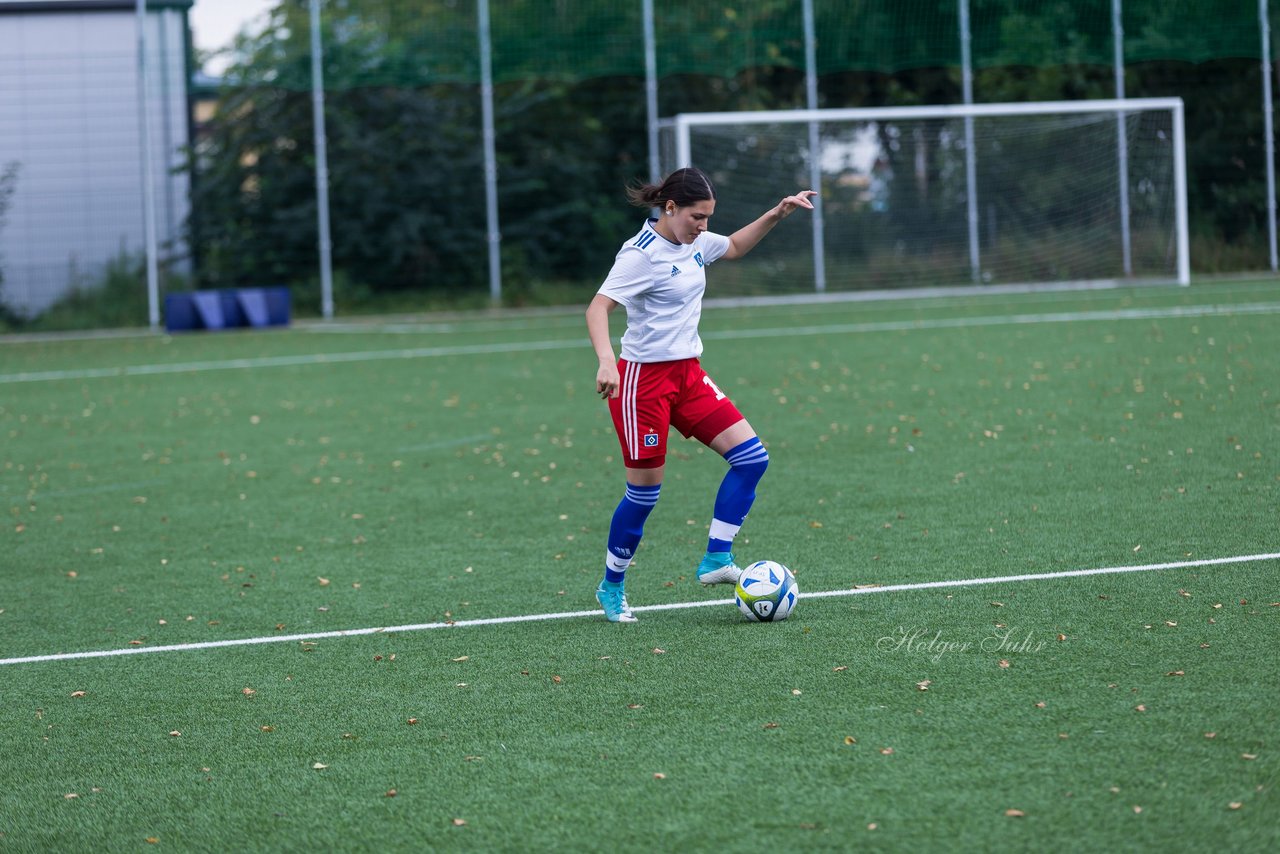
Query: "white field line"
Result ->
[[2, 301, 1278, 386], [2, 551, 1275, 667]]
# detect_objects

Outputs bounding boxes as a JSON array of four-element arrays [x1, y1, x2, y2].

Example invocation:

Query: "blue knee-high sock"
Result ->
[[707, 438, 769, 553], [604, 482, 661, 584]]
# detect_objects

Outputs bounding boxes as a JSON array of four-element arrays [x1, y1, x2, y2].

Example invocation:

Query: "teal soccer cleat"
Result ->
[[596, 581, 637, 623], [696, 551, 742, 586]]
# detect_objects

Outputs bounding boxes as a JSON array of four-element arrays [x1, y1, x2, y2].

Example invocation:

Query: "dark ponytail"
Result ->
[[625, 166, 716, 209]]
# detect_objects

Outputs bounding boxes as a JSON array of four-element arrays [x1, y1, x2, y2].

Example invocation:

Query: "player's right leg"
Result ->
[[598, 360, 673, 622], [597, 466, 663, 623]]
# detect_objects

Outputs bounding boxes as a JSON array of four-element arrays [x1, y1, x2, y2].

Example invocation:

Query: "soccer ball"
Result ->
[[734, 560, 798, 622]]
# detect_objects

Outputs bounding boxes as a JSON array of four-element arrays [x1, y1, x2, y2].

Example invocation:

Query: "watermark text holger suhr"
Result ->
[[876, 626, 1049, 663]]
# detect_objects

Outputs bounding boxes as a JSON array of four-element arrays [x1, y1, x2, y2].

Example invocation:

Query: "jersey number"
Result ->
[[703, 376, 726, 401]]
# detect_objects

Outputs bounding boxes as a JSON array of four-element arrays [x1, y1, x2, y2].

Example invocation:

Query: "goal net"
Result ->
[[660, 99, 1188, 297]]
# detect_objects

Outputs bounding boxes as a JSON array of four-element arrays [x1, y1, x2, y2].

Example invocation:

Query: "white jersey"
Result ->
[[597, 219, 732, 363]]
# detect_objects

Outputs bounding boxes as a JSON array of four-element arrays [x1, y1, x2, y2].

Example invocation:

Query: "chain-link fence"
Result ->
[[0, 0, 1276, 328]]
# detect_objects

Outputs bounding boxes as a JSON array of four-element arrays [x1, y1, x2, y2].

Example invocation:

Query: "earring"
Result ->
[[666, 209, 674, 216]]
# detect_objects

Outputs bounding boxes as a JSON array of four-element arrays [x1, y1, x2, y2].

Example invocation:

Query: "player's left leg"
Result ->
[[695, 418, 769, 585]]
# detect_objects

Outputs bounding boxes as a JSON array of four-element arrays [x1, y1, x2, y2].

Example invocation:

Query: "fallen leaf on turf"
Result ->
[[998, 660, 1010, 669], [317, 577, 330, 586], [1204, 732, 1217, 739], [1057, 634, 1067, 642], [1005, 809, 1025, 818], [1133, 805, 1143, 814], [1241, 754, 1258, 760], [312, 762, 328, 770], [452, 656, 469, 662], [867, 823, 878, 831], [260, 726, 274, 732], [1035, 702, 1046, 708], [880, 747, 894, 755], [843, 736, 856, 745], [653, 773, 666, 779], [242, 687, 256, 696], [916, 680, 931, 691], [791, 688, 802, 696], [627, 704, 643, 710], [145, 837, 159, 844], [990, 602, 1005, 607], [385, 789, 397, 798], [407, 718, 419, 725], [1166, 671, 1184, 677], [551, 675, 562, 684], [763, 722, 779, 730], [652, 648, 665, 654], [1228, 802, 1242, 810], [169, 731, 181, 737], [833, 665, 848, 672], [70, 691, 86, 698], [1135, 705, 1147, 712], [452, 818, 466, 826], [64, 793, 79, 799]]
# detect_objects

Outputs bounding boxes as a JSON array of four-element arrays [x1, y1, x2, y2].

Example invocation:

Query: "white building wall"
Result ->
[[0, 4, 190, 317]]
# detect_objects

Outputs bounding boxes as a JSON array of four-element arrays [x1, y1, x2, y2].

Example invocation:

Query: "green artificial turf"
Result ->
[[1, 279, 1277, 851]]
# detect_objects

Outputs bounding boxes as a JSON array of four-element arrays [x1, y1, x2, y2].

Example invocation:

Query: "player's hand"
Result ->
[[596, 364, 620, 399], [777, 190, 818, 218]]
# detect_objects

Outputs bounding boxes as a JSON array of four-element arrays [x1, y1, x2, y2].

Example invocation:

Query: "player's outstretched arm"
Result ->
[[723, 190, 818, 261], [586, 294, 621, 398]]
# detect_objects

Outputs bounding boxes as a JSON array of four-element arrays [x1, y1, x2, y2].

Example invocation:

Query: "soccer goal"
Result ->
[[661, 98, 1189, 297]]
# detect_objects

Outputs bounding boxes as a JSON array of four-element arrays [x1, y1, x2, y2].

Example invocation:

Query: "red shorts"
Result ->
[[608, 358, 744, 469]]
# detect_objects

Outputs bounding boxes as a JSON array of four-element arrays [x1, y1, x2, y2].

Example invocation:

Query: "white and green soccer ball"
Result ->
[[734, 560, 798, 622]]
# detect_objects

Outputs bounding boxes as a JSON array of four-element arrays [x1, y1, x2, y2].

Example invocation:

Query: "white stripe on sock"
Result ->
[[708, 518, 742, 542]]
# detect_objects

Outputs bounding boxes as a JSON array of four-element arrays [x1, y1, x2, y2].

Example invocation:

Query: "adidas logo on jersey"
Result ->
[[670, 265, 681, 277]]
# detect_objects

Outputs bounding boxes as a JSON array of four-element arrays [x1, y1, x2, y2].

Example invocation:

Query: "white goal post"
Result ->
[[664, 98, 1189, 296]]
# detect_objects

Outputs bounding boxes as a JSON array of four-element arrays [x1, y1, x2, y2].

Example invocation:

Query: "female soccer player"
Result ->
[[585, 166, 817, 622]]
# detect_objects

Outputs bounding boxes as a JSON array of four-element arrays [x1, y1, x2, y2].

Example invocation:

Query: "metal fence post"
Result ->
[[1113, 0, 1133, 277], [309, 0, 335, 319], [1262, 0, 1278, 271], [803, 0, 826, 293], [958, 0, 980, 283], [136, 0, 160, 329], [478, 0, 502, 303]]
